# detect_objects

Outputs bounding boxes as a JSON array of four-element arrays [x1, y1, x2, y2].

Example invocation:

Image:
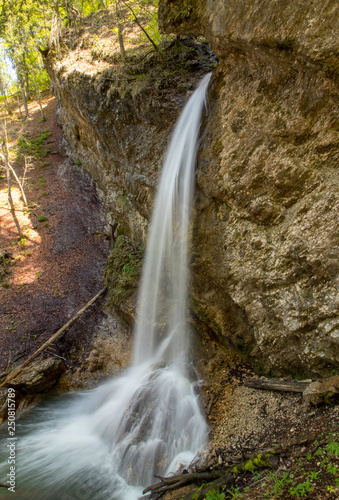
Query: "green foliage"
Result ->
[[37, 214, 48, 222], [17, 130, 52, 162], [205, 489, 225, 500], [289, 479, 313, 497], [0, 0, 169, 108], [327, 439, 339, 457], [227, 487, 242, 499], [105, 235, 144, 306]]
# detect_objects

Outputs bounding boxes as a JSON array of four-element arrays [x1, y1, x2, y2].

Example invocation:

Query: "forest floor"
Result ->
[[0, 92, 111, 377]]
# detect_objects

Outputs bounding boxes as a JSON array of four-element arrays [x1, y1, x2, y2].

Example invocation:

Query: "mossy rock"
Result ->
[[104, 235, 144, 310]]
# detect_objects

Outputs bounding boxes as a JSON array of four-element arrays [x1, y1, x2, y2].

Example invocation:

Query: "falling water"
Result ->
[[0, 73, 211, 500]]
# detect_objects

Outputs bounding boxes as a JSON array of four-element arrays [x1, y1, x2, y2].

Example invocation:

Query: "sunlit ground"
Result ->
[[0, 185, 41, 285]]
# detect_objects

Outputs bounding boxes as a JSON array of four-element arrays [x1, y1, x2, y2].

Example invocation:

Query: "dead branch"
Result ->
[[244, 377, 311, 393], [0, 286, 107, 388], [0, 483, 10, 489]]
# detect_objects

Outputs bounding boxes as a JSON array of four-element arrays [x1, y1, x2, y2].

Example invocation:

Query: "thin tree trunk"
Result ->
[[1, 124, 23, 239], [121, 0, 159, 53], [15, 59, 30, 119], [19, 77, 30, 120], [22, 52, 31, 101], [0, 76, 12, 116], [0, 153, 28, 206], [16, 91, 23, 118], [31, 62, 45, 121], [116, 1, 126, 61]]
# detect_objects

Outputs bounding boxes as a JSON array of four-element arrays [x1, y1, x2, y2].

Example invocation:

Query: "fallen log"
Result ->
[[143, 470, 224, 495], [244, 377, 311, 393], [0, 286, 107, 388], [142, 469, 226, 498], [141, 431, 329, 499], [141, 448, 281, 499]]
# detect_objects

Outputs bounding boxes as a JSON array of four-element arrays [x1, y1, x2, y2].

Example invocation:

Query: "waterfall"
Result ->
[[0, 73, 211, 500]]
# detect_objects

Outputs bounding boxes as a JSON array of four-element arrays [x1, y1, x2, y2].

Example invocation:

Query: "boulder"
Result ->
[[303, 375, 339, 406], [6, 358, 65, 394]]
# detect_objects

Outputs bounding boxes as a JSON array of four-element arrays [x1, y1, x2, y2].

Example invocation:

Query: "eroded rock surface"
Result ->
[[6, 358, 65, 394], [45, 4, 338, 376], [159, 0, 339, 376]]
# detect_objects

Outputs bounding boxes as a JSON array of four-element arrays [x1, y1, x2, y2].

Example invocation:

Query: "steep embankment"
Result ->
[[159, 0, 339, 377], [43, 2, 338, 379]]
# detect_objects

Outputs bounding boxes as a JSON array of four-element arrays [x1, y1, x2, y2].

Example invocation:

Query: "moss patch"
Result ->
[[104, 235, 143, 309]]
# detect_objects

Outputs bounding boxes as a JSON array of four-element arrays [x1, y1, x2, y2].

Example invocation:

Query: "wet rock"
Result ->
[[303, 375, 339, 406], [7, 358, 65, 394]]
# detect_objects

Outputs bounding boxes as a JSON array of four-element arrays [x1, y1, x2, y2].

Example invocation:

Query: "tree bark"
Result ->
[[115, 1, 126, 61], [31, 61, 45, 121], [15, 62, 30, 120], [244, 377, 311, 393], [1, 125, 23, 239], [0, 74, 12, 116]]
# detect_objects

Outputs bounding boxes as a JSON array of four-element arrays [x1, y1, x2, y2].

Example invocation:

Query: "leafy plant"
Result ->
[[289, 479, 313, 497], [227, 487, 242, 499]]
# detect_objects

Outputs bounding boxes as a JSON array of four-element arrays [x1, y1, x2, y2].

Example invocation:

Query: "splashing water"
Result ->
[[0, 73, 211, 500]]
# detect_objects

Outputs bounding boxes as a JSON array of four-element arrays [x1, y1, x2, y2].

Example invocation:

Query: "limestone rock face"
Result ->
[[46, 6, 338, 377], [44, 15, 215, 247], [160, 0, 339, 376]]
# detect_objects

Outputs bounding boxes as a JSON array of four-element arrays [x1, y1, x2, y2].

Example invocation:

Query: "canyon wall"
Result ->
[[160, 0, 339, 376], [45, 2, 338, 376]]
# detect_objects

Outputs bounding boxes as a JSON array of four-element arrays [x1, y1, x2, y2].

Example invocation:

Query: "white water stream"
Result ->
[[0, 73, 211, 500]]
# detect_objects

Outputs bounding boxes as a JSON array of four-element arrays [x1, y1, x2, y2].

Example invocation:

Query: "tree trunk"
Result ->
[[19, 76, 30, 120], [0, 75, 12, 116], [121, 0, 159, 53], [14, 60, 30, 119], [244, 377, 311, 393], [1, 125, 23, 239], [22, 52, 31, 101], [1, 287, 107, 388], [116, 1, 126, 60], [16, 91, 23, 118], [31, 61, 45, 121]]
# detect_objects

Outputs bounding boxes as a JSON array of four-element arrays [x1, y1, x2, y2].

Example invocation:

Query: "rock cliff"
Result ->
[[159, 0, 339, 376], [45, 2, 338, 377]]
